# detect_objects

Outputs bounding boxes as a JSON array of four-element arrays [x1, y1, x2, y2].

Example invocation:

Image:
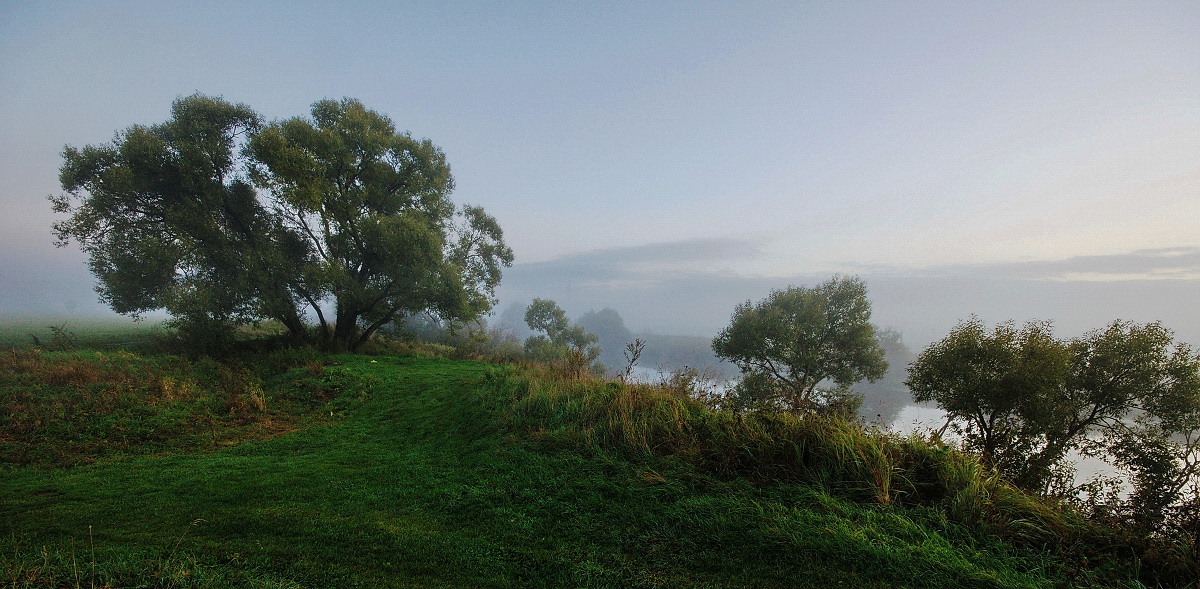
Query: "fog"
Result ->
[[6, 239, 1200, 359], [494, 241, 1200, 349]]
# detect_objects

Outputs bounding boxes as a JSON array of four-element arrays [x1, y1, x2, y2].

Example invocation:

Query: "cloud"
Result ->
[[514, 238, 1200, 293], [565, 238, 763, 265], [505, 237, 764, 286], [904, 247, 1200, 282], [495, 240, 1200, 349]]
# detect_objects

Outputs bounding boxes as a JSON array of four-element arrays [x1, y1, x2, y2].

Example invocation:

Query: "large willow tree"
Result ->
[[53, 94, 512, 351]]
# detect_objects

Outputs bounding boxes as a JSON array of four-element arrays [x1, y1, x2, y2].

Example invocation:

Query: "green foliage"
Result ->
[[713, 275, 888, 413], [909, 318, 1200, 530], [52, 95, 284, 335], [523, 298, 601, 376], [52, 95, 513, 353], [163, 313, 240, 357], [247, 98, 512, 350], [815, 384, 866, 421], [392, 312, 481, 346], [907, 319, 1070, 487]]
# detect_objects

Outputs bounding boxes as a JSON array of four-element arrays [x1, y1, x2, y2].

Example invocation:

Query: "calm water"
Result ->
[[890, 404, 948, 434]]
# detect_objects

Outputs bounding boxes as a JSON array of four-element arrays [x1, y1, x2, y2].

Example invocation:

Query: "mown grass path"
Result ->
[[4, 356, 1059, 588]]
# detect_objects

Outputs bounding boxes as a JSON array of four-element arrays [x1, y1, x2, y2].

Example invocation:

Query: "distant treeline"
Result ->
[[491, 302, 915, 425]]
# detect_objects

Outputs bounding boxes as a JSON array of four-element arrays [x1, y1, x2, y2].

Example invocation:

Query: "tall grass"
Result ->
[[496, 365, 1200, 585], [497, 366, 1086, 546]]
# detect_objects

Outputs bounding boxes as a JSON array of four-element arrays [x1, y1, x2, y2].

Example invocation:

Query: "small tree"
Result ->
[[906, 319, 1071, 485], [712, 276, 887, 413], [908, 318, 1200, 507], [620, 338, 645, 384], [523, 299, 600, 376]]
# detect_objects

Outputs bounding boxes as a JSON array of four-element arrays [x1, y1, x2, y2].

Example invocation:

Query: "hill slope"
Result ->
[[2, 355, 1107, 587]]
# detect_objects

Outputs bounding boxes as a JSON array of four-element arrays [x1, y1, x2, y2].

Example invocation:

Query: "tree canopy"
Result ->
[[52, 94, 512, 351], [712, 275, 888, 413], [908, 318, 1200, 511], [523, 298, 600, 376]]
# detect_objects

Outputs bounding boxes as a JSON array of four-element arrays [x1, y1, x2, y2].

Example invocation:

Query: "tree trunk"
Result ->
[[276, 306, 310, 344], [330, 306, 361, 352]]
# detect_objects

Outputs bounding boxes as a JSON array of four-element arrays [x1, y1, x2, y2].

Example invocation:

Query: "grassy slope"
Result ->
[[3, 355, 1078, 587]]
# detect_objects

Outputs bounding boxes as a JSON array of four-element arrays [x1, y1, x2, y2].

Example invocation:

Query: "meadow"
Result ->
[[0, 318, 166, 350], [0, 319, 1192, 588]]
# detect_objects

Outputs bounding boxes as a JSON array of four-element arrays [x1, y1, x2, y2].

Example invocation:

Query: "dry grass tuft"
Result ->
[[305, 360, 325, 377]]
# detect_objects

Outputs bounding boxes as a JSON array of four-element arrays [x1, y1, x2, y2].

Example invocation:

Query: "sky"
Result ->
[[1, 0, 1198, 347]]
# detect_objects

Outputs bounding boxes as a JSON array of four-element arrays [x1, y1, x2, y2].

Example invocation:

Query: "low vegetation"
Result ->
[[2, 320, 1197, 587], [0, 346, 349, 468], [499, 367, 1198, 584]]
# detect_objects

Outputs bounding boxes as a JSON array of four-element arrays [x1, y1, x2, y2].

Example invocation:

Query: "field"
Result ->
[[0, 317, 166, 350], [0, 320, 1186, 588]]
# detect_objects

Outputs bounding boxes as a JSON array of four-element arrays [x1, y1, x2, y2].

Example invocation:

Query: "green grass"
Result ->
[[0, 353, 1174, 587], [0, 316, 166, 350], [0, 347, 340, 468]]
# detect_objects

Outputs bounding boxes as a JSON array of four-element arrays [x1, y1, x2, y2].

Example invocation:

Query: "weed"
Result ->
[[46, 323, 78, 352], [619, 338, 645, 383]]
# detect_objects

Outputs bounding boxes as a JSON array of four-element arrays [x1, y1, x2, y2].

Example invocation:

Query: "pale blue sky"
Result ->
[[2, 1, 1198, 344]]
